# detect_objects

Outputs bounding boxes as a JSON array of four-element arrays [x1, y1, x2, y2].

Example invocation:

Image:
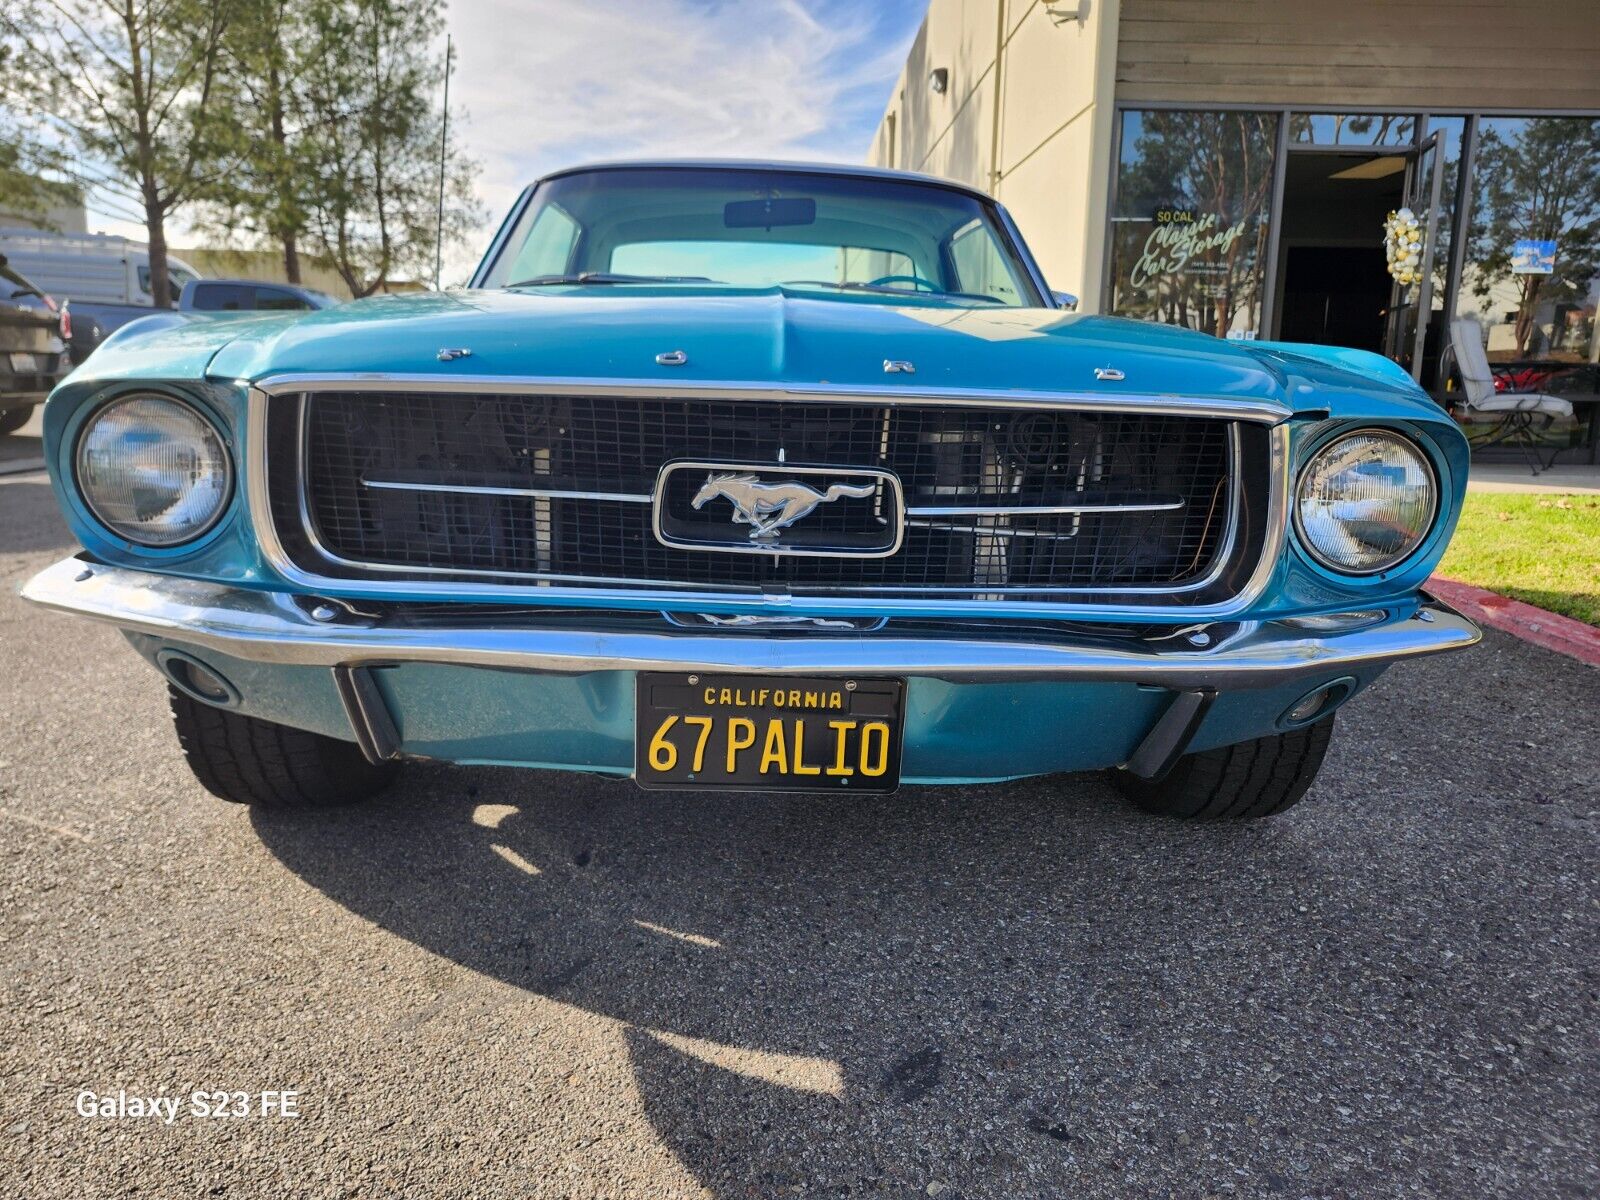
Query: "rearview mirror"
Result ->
[[724, 197, 817, 229]]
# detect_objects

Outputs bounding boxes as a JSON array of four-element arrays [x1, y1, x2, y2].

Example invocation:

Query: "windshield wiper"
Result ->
[[780, 280, 1006, 304], [506, 272, 718, 287]]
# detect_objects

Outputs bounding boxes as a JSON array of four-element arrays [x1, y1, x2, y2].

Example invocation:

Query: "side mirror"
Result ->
[[1052, 291, 1079, 311]]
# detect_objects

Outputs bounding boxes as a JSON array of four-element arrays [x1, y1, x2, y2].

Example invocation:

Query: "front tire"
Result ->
[[1111, 716, 1334, 820], [168, 685, 397, 809], [0, 406, 32, 436]]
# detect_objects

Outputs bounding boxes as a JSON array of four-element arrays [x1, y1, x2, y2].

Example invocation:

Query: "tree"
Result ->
[[0, 0, 238, 305], [205, 0, 316, 281], [1468, 118, 1600, 358], [295, 0, 479, 296], [0, 46, 79, 226]]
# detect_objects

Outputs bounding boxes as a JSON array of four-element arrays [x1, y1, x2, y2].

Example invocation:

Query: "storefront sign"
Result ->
[[1128, 212, 1247, 289], [1510, 239, 1557, 274]]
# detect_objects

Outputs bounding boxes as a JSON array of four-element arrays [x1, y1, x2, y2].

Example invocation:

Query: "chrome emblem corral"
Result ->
[[883, 359, 915, 374], [655, 349, 688, 366], [1094, 366, 1125, 381], [654, 461, 904, 558], [692, 472, 875, 539]]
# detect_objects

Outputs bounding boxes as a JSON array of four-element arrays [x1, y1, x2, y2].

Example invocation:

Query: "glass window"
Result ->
[[1456, 116, 1600, 371], [1290, 113, 1417, 146], [251, 287, 311, 311], [137, 265, 185, 305], [611, 241, 916, 289], [498, 201, 580, 285], [188, 283, 248, 311], [1107, 110, 1279, 337], [481, 167, 1041, 306], [948, 218, 1025, 303]]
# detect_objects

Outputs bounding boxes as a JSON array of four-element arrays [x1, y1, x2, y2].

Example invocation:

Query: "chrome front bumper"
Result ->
[[22, 556, 1480, 689]]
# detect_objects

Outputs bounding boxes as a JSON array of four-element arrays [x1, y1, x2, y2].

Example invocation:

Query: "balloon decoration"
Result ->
[[1383, 208, 1425, 285]]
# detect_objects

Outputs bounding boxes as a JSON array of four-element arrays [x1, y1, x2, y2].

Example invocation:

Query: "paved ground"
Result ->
[[1468, 460, 1600, 495], [2, 465, 1597, 1199], [0, 406, 46, 475]]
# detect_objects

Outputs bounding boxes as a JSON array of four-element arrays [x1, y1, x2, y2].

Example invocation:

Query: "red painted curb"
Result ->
[[1428, 576, 1600, 668]]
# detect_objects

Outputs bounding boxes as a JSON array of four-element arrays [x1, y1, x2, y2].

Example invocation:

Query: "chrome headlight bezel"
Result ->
[[1293, 428, 1439, 576], [73, 392, 234, 548]]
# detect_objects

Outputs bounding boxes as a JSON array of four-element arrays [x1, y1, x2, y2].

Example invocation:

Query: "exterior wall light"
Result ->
[[928, 67, 949, 94]]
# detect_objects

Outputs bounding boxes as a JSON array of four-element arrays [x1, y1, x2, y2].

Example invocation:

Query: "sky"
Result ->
[[83, 0, 930, 286]]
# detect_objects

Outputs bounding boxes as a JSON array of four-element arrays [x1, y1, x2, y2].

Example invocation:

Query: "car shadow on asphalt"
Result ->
[[246, 764, 1391, 1194]]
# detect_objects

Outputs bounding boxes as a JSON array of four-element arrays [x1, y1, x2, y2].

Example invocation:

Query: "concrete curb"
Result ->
[[1429, 576, 1600, 668]]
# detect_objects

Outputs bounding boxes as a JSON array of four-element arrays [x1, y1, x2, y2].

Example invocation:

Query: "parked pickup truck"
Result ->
[[0, 229, 202, 364], [0, 255, 71, 436]]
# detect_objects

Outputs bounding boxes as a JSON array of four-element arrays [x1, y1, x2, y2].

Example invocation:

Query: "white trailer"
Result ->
[[0, 229, 202, 308]]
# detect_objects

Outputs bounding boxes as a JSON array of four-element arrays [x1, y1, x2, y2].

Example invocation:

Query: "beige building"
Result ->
[[871, 0, 1600, 386]]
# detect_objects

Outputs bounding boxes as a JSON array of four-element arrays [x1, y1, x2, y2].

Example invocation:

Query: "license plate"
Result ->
[[8, 352, 38, 374], [635, 673, 905, 793]]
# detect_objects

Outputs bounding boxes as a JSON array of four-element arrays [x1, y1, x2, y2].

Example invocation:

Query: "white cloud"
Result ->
[[445, 0, 919, 278], [86, 0, 925, 286]]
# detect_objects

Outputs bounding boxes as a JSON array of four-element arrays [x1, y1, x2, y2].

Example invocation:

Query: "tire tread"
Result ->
[[1112, 716, 1334, 820], [168, 685, 395, 809]]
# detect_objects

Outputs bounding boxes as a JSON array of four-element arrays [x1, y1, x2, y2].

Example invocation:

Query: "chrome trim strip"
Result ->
[[905, 499, 1184, 516], [22, 558, 1480, 689], [361, 479, 1184, 517], [253, 372, 1291, 425], [249, 388, 1286, 619], [907, 521, 1103, 539], [363, 478, 653, 504]]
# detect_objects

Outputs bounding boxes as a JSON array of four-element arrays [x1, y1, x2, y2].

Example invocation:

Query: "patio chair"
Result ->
[[1448, 316, 1573, 474]]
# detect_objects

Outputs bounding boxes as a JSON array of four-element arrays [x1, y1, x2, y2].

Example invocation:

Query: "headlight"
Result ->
[[76, 394, 232, 546], [1294, 430, 1437, 574]]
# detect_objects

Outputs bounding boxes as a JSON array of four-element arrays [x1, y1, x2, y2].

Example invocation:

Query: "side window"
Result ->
[[836, 247, 916, 284], [502, 202, 581, 282], [190, 284, 248, 311], [139, 264, 196, 304], [251, 287, 311, 311], [948, 220, 1022, 302]]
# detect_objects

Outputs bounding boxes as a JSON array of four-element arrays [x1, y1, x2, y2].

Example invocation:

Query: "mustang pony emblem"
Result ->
[[691, 472, 876, 539]]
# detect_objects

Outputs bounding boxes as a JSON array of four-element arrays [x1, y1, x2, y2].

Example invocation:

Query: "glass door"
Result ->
[[1383, 131, 1447, 378]]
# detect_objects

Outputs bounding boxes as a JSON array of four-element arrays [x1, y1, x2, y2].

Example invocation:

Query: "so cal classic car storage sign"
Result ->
[[1128, 206, 1249, 289]]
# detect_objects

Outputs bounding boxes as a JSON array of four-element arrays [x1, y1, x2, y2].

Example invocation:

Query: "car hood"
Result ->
[[70, 286, 1432, 417]]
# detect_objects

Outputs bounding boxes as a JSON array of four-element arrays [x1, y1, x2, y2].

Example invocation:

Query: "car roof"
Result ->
[[190, 278, 311, 290], [533, 159, 1000, 205]]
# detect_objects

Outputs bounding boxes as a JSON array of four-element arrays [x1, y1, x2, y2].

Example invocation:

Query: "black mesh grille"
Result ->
[[285, 390, 1238, 594]]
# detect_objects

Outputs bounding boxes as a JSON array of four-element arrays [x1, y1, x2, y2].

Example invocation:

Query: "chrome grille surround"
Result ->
[[246, 375, 1290, 620]]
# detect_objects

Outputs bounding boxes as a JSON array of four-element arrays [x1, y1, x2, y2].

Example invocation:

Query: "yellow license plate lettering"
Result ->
[[684, 715, 714, 773], [758, 718, 789, 774], [859, 720, 891, 777], [647, 715, 680, 771], [791, 720, 821, 775], [725, 717, 756, 772], [826, 719, 857, 776]]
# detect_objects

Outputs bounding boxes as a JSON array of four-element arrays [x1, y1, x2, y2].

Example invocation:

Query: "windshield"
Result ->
[[478, 167, 1041, 306]]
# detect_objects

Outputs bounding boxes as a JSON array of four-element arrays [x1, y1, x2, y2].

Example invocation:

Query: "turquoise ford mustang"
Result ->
[[23, 161, 1479, 819]]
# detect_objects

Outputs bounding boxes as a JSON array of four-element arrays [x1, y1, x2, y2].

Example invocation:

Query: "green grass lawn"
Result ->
[[1437, 493, 1600, 626]]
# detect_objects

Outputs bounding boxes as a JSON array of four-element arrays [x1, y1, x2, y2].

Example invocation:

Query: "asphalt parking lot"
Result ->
[[2, 435, 1597, 1198]]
